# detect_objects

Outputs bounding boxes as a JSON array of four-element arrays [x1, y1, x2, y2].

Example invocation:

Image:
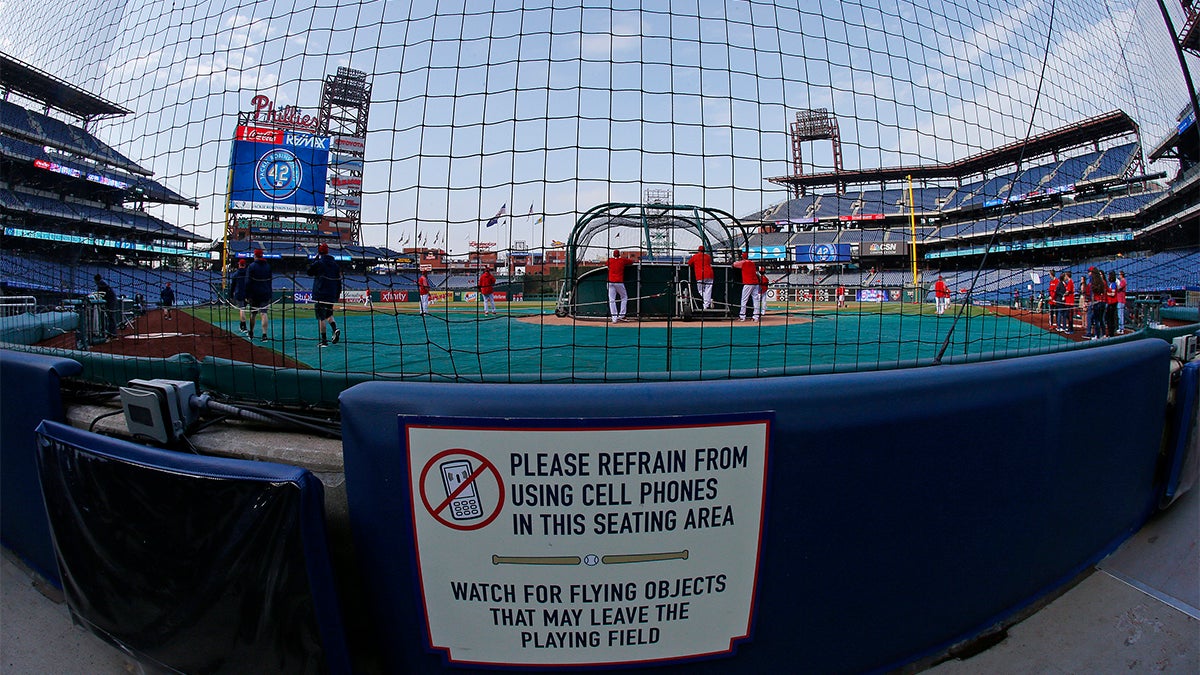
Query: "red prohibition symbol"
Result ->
[[419, 448, 506, 531]]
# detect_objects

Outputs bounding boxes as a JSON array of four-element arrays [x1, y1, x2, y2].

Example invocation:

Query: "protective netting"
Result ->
[[1, 0, 1197, 400]]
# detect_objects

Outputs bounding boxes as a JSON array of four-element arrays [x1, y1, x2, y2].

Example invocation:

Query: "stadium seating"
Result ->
[[1046, 149, 1103, 186], [1103, 192, 1157, 215], [1118, 250, 1200, 291], [1046, 199, 1108, 224], [942, 179, 985, 210], [0, 133, 189, 205], [858, 189, 907, 215], [814, 192, 862, 218], [747, 195, 818, 223], [938, 217, 1003, 238], [754, 232, 793, 247], [1003, 208, 1055, 229], [790, 229, 841, 245], [1009, 163, 1056, 194], [0, 100, 144, 174], [1084, 142, 1139, 181], [961, 172, 1016, 206], [911, 186, 954, 211]]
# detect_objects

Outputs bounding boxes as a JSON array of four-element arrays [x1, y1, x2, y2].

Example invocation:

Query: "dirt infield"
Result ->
[[986, 305, 1177, 342], [37, 308, 306, 369]]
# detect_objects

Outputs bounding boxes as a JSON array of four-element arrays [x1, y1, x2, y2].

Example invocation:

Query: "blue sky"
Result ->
[[0, 0, 1193, 256]]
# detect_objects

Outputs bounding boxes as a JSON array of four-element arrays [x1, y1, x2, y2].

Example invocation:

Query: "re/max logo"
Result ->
[[284, 130, 330, 150]]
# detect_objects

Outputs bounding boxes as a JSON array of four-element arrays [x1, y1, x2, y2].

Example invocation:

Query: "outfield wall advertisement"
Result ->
[[229, 126, 330, 215]]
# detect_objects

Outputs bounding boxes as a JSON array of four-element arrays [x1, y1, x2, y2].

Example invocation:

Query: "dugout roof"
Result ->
[[769, 110, 1140, 190], [0, 52, 130, 120]]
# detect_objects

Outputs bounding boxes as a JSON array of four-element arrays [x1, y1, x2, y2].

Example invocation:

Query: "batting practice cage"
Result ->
[[1, 1, 1198, 673]]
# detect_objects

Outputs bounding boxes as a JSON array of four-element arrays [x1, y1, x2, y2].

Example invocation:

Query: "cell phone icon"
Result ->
[[440, 459, 483, 520]]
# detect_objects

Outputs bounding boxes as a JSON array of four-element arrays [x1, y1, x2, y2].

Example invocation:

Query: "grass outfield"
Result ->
[[185, 301, 1066, 378]]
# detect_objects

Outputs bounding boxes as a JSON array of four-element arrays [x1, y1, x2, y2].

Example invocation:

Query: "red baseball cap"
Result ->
[[254, 248, 264, 258], [318, 243, 329, 254]]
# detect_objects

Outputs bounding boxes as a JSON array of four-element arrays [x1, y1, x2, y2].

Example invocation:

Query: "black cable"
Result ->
[[189, 414, 230, 434], [87, 409, 125, 432], [235, 403, 342, 439], [241, 404, 340, 431], [177, 434, 201, 455]]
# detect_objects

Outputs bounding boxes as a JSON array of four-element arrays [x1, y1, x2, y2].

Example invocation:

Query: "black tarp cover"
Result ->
[[35, 420, 349, 675]]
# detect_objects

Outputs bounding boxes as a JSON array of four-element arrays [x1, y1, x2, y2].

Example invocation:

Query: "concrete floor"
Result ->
[[3, 488, 1196, 674]]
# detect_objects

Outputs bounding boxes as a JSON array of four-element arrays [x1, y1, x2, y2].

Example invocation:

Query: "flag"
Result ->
[[551, 240, 565, 248], [534, 215, 543, 225], [486, 203, 507, 227], [527, 203, 534, 216]]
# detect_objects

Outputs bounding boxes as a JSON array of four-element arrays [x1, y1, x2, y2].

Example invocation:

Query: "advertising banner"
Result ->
[[229, 126, 330, 215], [400, 413, 770, 667], [237, 217, 319, 236], [327, 195, 361, 211], [298, 290, 372, 305], [863, 242, 905, 256], [749, 246, 788, 260], [329, 176, 363, 188], [329, 154, 364, 172], [332, 135, 366, 153]]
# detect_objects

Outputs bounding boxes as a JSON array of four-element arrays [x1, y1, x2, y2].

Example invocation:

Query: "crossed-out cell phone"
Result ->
[[440, 459, 483, 520]]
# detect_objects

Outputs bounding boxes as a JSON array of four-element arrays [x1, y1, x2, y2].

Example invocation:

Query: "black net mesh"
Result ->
[[1, 0, 1197, 399]]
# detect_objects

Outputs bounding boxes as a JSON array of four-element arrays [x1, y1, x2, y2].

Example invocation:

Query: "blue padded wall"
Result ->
[[0, 348, 82, 584], [341, 339, 1170, 674]]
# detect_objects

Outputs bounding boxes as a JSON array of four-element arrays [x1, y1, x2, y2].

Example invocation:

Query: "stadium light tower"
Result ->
[[789, 108, 844, 197], [644, 188, 672, 204], [319, 67, 372, 245]]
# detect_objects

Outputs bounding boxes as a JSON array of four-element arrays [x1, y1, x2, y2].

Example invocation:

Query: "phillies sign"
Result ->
[[249, 94, 320, 131]]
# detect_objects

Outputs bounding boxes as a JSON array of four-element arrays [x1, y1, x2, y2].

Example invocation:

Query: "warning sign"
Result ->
[[403, 414, 772, 667]]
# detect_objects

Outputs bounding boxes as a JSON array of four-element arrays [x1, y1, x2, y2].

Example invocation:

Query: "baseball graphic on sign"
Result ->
[[255, 148, 302, 200]]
